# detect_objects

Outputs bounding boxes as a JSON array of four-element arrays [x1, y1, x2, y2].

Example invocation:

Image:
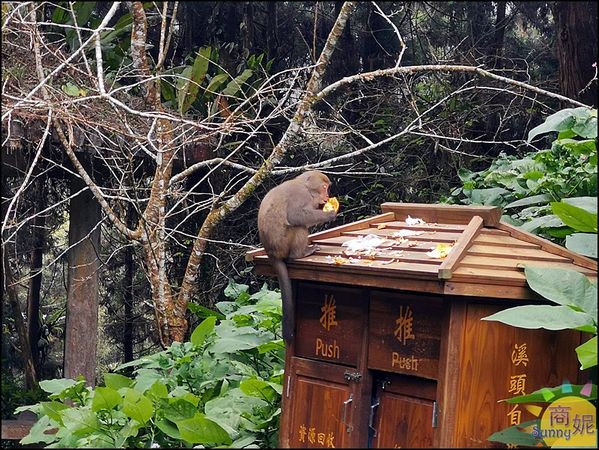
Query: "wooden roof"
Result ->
[[247, 203, 597, 301]]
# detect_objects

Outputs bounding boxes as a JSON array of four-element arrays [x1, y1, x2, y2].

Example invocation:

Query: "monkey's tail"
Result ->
[[271, 258, 294, 344]]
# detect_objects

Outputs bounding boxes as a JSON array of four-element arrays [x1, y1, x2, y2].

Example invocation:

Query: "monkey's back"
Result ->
[[258, 180, 308, 260]]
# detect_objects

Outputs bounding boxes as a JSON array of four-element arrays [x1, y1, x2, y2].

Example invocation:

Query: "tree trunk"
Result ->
[[26, 181, 45, 376], [1, 179, 37, 389], [63, 174, 101, 386], [491, 1, 507, 69], [123, 207, 135, 363], [553, 1, 598, 106], [3, 251, 38, 389]]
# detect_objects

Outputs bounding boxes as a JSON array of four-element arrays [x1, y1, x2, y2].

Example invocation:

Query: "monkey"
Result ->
[[257, 170, 337, 344]]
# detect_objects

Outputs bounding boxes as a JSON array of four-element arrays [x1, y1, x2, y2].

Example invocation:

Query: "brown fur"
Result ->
[[258, 171, 337, 343]]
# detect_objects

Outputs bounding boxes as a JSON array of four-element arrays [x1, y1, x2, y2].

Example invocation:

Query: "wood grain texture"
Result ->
[[380, 202, 502, 226], [452, 302, 581, 448], [368, 292, 447, 380], [438, 216, 484, 279]]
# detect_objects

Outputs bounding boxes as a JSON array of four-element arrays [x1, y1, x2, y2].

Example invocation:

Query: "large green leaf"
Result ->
[[575, 336, 597, 370], [562, 196, 597, 214], [221, 69, 253, 97], [40, 401, 69, 423], [566, 233, 597, 258], [39, 378, 77, 395], [156, 419, 181, 439], [505, 383, 597, 403], [191, 316, 216, 348], [20, 415, 57, 445], [104, 373, 133, 390], [527, 107, 595, 142], [122, 389, 153, 424], [487, 420, 542, 447], [519, 214, 563, 233], [92, 387, 122, 412], [504, 194, 552, 209], [175, 413, 232, 445], [524, 266, 597, 317], [240, 378, 278, 402], [60, 408, 100, 433], [205, 73, 229, 95], [551, 201, 598, 232], [482, 305, 595, 332], [178, 46, 211, 114]]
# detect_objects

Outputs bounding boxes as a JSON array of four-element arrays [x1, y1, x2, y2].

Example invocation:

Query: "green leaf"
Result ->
[[191, 316, 217, 348], [205, 73, 229, 95], [221, 69, 253, 97], [122, 388, 153, 424], [60, 407, 99, 433], [551, 201, 598, 232], [39, 378, 77, 395], [156, 419, 181, 439], [133, 368, 162, 393], [240, 378, 278, 402], [524, 266, 597, 317], [163, 398, 197, 422], [562, 196, 597, 214], [176, 413, 232, 445], [147, 381, 168, 400], [505, 383, 597, 403], [487, 420, 543, 447], [482, 305, 595, 332], [104, 373, 133, 390], [566, 233, 597, 258], [224, 279, 250, 299], [470, 187, 509, 206], [527, 108, 580, 142], [504, 194, 551, 209], [178, 46, 211, 114], [20, 415, 56, 445], [519, 214, 563, 233], [187, 302, 225, 319], [92, 387, 121, 412], [576, 336, 597, 370], [40, 401, 69, 423]]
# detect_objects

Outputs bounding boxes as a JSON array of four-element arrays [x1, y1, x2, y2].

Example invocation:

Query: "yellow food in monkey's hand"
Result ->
[[323, 197, 340, 213]]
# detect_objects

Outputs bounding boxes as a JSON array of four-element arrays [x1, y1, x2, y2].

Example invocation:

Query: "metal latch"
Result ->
[[344, 370, 362, 383], [432, 401, 439, 428]]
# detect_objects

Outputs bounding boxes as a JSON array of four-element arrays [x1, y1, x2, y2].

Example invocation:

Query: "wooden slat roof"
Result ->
[[246, 203, 597, 300]]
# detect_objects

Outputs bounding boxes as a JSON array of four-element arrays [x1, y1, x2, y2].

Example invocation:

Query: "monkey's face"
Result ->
[[319, 182, 330, 204]]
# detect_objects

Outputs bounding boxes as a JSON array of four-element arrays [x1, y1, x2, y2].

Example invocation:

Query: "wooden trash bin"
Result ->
[[246, 203, 597, 448]]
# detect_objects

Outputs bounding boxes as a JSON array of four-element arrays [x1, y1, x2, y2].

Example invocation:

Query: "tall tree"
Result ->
[[553, 1, 598, 106]]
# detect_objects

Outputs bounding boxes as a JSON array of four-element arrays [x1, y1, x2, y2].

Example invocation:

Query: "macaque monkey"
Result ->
[[258, 171, 337, 344]]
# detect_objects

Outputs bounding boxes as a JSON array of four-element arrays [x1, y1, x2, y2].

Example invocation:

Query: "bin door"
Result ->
[[370, 374, 437, 448], [286, 357, 360, 448]]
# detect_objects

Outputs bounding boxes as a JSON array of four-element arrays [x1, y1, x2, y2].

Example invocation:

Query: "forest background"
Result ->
[[1, 1, 597, 443]]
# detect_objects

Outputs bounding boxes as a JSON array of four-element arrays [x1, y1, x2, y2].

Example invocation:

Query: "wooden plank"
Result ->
[[473, 233, 540, 249], [245, 212, 394, 261], [438, 216, 484, 280], [254, 260, 446, 293], [341, 228, 464, 242], [1, 420, 43, 440], [314, 244, 446, 266], [451, 266, 527, 284], [367, 220, 468, 232], [497, 222, 598, 270], [468, 244, 571, 262], [288, 254, 443, 274], [444, 281, 541, 300], [381, 202, 502, 226], [459, 255, 599, 275], [368, 293, 446, 380]]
